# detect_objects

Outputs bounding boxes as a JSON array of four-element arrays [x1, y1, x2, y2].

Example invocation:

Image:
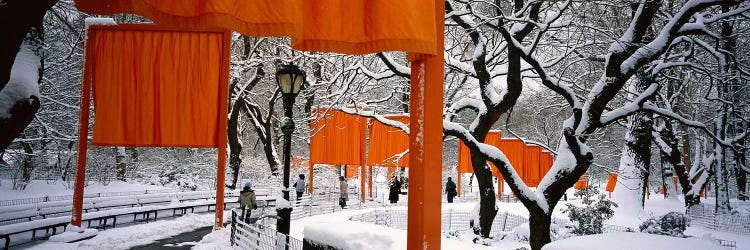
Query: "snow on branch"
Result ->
[[339, 107, 410, 135], [443, 120, 549, 213], [642, 103, 743, 148], [599, 84, 659, 126]]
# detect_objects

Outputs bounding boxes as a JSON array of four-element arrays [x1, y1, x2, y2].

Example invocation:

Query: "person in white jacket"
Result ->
[[293, 174, 307, 200]]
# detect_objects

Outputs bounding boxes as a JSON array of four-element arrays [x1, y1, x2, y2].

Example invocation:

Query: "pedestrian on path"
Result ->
[[339, 176, 348, 208], [389, 174, 401, 204], [445, 177, 457, 203], [239, 181, 257, 223], [293, 174, 307, 200]]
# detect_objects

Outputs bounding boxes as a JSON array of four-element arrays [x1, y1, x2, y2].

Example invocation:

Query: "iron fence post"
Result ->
[[230, 210, 237, 246]]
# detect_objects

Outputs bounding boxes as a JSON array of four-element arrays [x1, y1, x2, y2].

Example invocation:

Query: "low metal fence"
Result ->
[[350, 209, 530, 235], [687, 204, 750, 235], [231, 209, 303, 250]]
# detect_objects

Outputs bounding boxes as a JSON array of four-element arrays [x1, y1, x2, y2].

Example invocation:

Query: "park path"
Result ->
[[128, 226, 212, 250]]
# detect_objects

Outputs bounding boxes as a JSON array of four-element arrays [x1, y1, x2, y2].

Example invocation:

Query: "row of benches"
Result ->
[[0, 189, 276, 249], [0, 191, 222, 225]]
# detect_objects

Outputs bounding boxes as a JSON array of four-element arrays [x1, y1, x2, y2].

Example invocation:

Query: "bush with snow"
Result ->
[[639, 212, 690, 237], [562, 186, 618, 236]]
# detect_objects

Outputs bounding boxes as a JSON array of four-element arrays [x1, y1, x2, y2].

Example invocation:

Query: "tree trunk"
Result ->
[[115, 147, 126, 181], [469, 150, 497, 237], [613, 83, 653, 212], [17, 136, 34, 190], [227, 89, 244, 189], [735, 152, 747, 200], [528, 211, 551, 250], [661, 155, 678, 200]]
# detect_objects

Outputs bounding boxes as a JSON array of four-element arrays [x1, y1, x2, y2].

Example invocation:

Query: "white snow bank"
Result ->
[[542, 232, 724, 250], [304, 220, 493, 250], [48, 226, 98, 243], [192, 226, 233, 250]]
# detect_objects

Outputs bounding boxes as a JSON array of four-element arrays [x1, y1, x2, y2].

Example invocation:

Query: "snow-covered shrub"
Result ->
[[639, 212, 690, 237], [510, 222, 531, 241], [562, 186, 618, 235]]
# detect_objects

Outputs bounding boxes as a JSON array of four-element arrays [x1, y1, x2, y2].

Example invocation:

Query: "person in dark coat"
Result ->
[[388, 174, 401, 204], [239, 181, 257, 223], [339, 176, 348, 208], [445, 177, 457, 203]]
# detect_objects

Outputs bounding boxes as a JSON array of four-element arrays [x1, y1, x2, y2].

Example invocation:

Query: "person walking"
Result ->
[[293, 174, 307, 201], [239, 181, 257, 223], [338, 176, 348, 208], [445, 177, 457, 203], [388, 174, 401, 204]]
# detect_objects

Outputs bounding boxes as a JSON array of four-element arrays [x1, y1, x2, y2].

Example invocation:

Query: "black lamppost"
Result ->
[[275, 64, 305, 237]]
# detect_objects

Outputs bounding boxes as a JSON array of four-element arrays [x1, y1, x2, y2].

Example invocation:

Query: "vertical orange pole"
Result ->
[[214, 30, 231, 230], [308, 162, 314, 194], [360, 165, 366, 202], [368, 166, 373, 198], [70, 28, 95, 227], [457, 172, 461, 197], [407, 1, 444, 248], [497, 177, 504, 200]]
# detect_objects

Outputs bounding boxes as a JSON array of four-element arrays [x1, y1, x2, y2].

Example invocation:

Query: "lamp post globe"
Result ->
[[275, 64, 305, 240], [276, 64, 305, 95]]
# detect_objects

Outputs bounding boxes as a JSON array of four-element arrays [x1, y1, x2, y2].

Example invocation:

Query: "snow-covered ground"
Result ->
[[542, 232, 725, 250], [5, 182, 750, 250], [19, 213, 223, 250]]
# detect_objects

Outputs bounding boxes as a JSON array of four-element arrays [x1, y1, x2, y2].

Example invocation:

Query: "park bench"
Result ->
[[0, 191, 266, 248], [0, 204, 38, 225]]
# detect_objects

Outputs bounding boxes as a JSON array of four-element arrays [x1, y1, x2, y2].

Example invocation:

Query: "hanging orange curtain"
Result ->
[[74, 0, 437, 55], [457, 140, 472, 173], [574, 172, 590, 190], [498, 138, 525, 179], [367, 115, 410, 167], [539, 151, 553, 184], [523, 145, 542, 187], [89, 26, 227, 147], [456, 131, 501, 176], [346, 165, 358, 178], [605, 173, 617, 192], [309, 109, 367, 165]]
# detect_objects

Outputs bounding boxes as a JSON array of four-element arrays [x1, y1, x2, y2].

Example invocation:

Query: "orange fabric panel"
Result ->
[[367, 115, 410, 167], [498, 138, 525, 179], [574, 180, 587, 190], [346, 165, 358, 178], [575, 172, 590, 190], [88, 26, 227, 147], [540, 151, 554, 176], [309, 109, 367, 165], [74, 0, 437, 55], [456, 131, 502, 175], [523, 145, 542, 187], [605, 173, 617, 192], [457, 139, 472, 173]]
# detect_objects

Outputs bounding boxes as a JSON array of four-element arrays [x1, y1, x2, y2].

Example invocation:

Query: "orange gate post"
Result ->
[[360, 165, 366, 202], [213, 31, 231, 229], [71, 37, 95, 227], [368, 166, 373, 198], [308, 162, 314, 194], [406, 0, 444, 248], [457, 173, 461, 197]]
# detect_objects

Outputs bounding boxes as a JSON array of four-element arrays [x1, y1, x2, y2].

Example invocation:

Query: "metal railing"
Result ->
[[231, 209, 303, 250], [687, 204, 750, 235]]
